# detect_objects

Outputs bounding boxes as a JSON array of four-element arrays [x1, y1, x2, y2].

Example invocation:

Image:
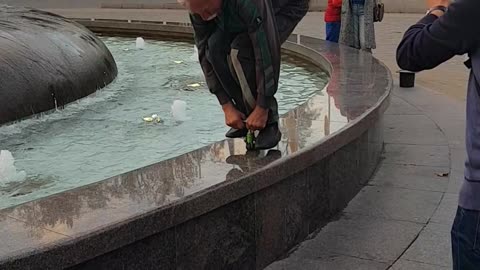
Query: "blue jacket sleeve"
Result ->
[[396, 0, 480, 72]]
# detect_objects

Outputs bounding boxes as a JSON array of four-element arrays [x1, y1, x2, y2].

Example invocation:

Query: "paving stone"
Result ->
[[289, 213, 422, 263], [265, 255, 388, 270], [345, 186, 442, 223], [383, 144, 449, 167], [385, 96, 422, 115], [402, 223, 452, 268], [419, 101, 466, 122], [431, 194, 458, 225], [430, 117, 466, 150], [384, 115, 447, 146], [370, 164, 449, 192], [446, 170, 464, 195], [394, 85, 460, 108], [391, 259, 450, 270], [450, 148, 467, 172], [392, 86, 450, 107]]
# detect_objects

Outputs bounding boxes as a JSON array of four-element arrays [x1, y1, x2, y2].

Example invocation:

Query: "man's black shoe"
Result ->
[[255, 123, 281, 150], [225, 128, 248, 138]]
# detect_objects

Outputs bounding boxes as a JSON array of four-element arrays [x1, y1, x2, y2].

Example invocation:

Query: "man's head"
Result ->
[[178, 0, 222, 21]]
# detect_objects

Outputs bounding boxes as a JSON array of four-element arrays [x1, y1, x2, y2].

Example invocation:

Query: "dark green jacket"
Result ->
[[190, 0, 306, 108]]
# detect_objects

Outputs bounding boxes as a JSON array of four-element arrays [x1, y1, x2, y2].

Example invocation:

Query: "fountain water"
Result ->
[[0, 37, 329, 210], [0, 150, 26, 184], [171, 100, 189, 122], [190, 45, 199, 61], [136, 37, 145, 49]]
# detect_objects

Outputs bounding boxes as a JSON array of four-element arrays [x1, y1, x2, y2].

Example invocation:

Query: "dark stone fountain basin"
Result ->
[[0, 6, 117, 125], [0, 18, 392, 270]]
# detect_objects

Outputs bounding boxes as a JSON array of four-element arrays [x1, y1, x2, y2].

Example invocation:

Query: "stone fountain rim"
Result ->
[[0, 19, 392, 269]]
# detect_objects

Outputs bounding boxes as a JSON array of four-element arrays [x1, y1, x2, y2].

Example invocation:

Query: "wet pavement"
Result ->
[[267, 84, 463, 269]]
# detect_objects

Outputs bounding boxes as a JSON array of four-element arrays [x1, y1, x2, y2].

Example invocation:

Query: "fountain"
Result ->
[[0, 150, 26, 184], [0, 15, 391, 270], [0, 6, 117, 125], [0, 36, 329, 210], [171, 100, 189, 122], [136, 37, 146, 49]]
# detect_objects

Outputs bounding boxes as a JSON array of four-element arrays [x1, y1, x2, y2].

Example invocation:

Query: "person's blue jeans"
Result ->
[[326, 22, 341, 43], [451, 206, 480, 269], [351, 3, 366, 50]]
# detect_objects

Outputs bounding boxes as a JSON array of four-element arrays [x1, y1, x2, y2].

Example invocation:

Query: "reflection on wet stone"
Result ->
[[226, 150, 282, 180], [0, 215, 67, 264], [3, 140, 282, 238]]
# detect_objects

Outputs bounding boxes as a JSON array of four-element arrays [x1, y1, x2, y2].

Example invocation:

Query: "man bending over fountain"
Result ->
[[179, 0, 309, 149]]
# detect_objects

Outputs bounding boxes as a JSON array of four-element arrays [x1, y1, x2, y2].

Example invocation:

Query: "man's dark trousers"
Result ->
[[205, 15, 300, 124], [451, 206, 480, 269]]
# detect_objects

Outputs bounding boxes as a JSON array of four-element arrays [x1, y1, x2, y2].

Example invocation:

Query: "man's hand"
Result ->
[[222, 102, 246, 130], [246, 106, 268, 131], [426, 0, 450, 17], [427, 0, 450, 8]]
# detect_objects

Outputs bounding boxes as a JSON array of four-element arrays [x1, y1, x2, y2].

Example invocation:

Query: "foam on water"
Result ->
[[0, 150, 26, 184], [0, 73, 126, 137], [171, 100, 189, 122], [190, 45, 199, 61], [136, 37, 145, 49]]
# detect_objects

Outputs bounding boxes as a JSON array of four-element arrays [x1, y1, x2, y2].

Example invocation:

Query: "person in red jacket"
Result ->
[[325, 0, 342, 42]]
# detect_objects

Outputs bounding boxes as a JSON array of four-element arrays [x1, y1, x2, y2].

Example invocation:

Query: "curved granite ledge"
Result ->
[[0, 7, 118, 125], [0, 20, 392, 270]]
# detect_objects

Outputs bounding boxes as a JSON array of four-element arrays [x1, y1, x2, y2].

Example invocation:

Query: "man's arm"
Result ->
[[396, 0, 480, 72], [235, 0, 281, 109], [189, 13, 230, 105]]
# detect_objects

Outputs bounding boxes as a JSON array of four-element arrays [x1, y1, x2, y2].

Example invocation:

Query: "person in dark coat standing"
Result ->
[[340, 0, 376, 51], [397, 0, 480, 268]]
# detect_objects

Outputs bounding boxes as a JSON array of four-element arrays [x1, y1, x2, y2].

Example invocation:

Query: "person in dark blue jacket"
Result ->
[[397, 0, 480, 268]]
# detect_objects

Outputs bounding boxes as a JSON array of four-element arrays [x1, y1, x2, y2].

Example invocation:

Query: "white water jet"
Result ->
[[136, 37, 145, 49], [0, 150, 26, 184], [190, 45, 199, 61], [171, 100, 189, 122]]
